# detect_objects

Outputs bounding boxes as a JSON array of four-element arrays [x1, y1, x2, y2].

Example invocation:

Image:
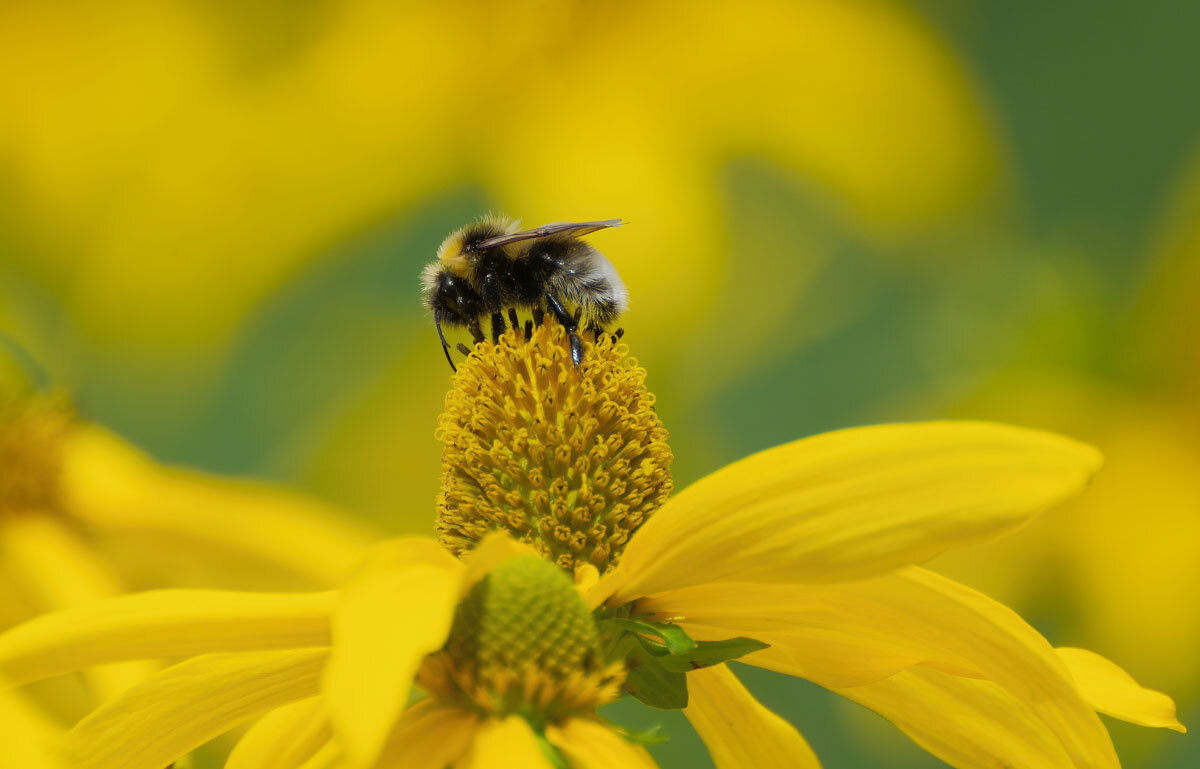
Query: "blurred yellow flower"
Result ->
[[0, 0, 998, 356], [0, 391, 373, 613], [0, 327, 1184, 769]]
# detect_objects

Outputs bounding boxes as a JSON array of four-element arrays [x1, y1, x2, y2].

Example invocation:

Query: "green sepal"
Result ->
[[625, 656, 689, 710], [616, 633, 689, 709], [653, 637, 770, 672], [603, 618, 695, 655], [599, 616, 769, 710]]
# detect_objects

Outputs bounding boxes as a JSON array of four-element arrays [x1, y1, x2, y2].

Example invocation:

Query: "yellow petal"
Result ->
[[1056, 647, 1186, 733], [458, 717, 553, 769], [643, 568, 1117, 769], [574, 562, 601, 597], [0, 589, 334, 685], [546, 717, 659, 769], [835, 666, 1075, 769], [60, 424, 375, 587], [612, 422, 1100, 602], [640, 580, 968, 688], [322, 558, 460, 768], [65, 648, 327, 769], [684, 664, 820, 769], [375, 700, 479, 769], [225, 696, 331, 769], [0, 683, 64, 769]]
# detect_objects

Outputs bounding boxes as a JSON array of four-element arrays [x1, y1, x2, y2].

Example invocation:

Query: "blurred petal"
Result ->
[[375, 700, 479, 769], [0, 683, 63, 769], [684, 664, 819, 769], [60, 425, 375, 586], [644, 568, 1116, 768], [353, 537, 464, 576], [611, 422, 1100, 602], [547, 717, 659, 769], [835, 666, 1075, 769], [225, 696, 330, 769], [0, 514, 153, 699], [323, 550, 461, 768], [460, 717, 553, 769], [66, 648, 327, 769], [0, 514, 123, 608], [295, 742, 342, 769], [458, 531, 541, 596], [1056, 647, 1186, 732], [0, 589, 333, 684]]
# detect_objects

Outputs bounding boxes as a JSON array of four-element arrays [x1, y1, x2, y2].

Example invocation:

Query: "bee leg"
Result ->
[[544, 292, 573, 328], [524, 319, 533, 341], [490, 312, 506, 343], [456, 342, 472, 357], [532, 307, 545, 327], [434, 314, 457, 372], [508, 308, 520, 331], [468, 319, 485, 344], [544, 292, 584, 367]]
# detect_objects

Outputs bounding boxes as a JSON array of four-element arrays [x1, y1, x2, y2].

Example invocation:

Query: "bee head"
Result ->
[[436, 215, 519, 276]]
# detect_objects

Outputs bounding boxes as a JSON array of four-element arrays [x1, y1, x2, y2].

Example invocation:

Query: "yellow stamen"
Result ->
[[0, 395, 73, 517], [436, 323, 672, 574]]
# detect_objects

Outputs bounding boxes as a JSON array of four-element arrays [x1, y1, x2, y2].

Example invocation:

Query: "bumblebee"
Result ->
[[421, 216, 628, 370]]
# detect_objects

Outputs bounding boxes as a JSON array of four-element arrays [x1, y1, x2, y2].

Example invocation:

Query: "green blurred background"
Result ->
[[2, 1, 1197, 766]]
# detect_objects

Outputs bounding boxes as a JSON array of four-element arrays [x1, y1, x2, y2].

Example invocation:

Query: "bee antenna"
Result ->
[[434, 314, 457, 372]]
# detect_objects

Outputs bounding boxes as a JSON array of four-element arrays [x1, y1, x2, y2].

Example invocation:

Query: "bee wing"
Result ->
[[474, 219, 624, 250]]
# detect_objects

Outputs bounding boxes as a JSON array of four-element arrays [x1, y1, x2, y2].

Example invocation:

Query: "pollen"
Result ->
[[435, 322, 673, 574], [418, 556, 624, 722], [0, 395, 72, 517]]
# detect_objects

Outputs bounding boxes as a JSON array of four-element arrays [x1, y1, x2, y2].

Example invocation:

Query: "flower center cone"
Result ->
[[436, 322, 673, 573]]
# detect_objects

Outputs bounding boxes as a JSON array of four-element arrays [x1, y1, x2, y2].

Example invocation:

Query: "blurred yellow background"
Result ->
[[1, 1, 1196, 767]]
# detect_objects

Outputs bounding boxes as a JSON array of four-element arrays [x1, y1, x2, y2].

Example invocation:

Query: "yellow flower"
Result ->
[[434, 325, 1189, 767], [0, 325, 1185, 769]]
